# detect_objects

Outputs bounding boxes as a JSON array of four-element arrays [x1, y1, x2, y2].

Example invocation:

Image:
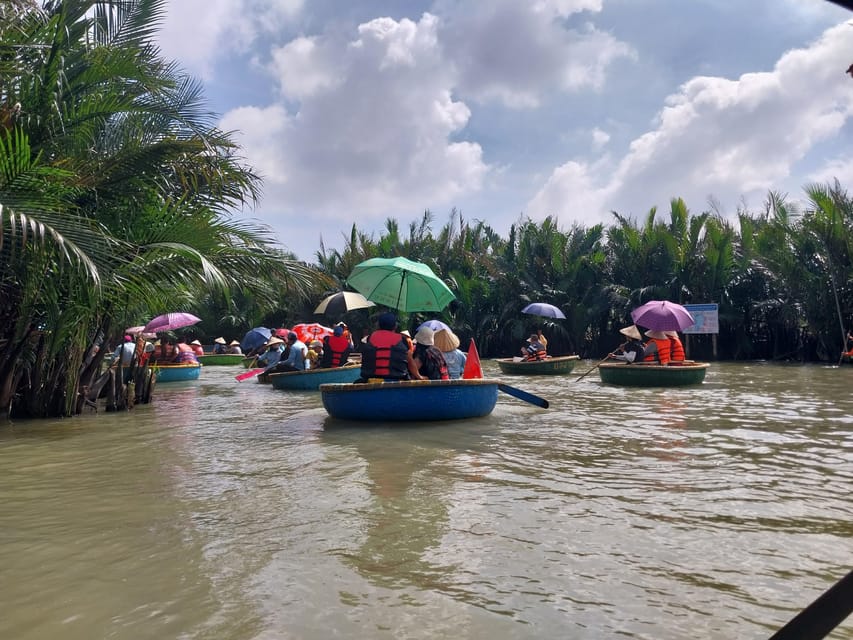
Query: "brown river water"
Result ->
[[1, 361, 851, 639]]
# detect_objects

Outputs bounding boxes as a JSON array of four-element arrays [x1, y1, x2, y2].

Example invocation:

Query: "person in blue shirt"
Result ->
[[433, 328, 466, 379], [268, 332, 308, 373], [257, 337, 285, 368], [112, 335, 136, 367]]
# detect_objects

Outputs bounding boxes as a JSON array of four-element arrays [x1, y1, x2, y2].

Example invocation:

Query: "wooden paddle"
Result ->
[[768, 568, 853, 640], [497, 383, 549, 408], [574, 355, 612, 382], [235, 367, 266, 382]]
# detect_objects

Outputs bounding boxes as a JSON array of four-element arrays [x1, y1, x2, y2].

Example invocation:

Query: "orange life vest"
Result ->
[[360, 330, 410, 379], [322, 334, 352, 367], [643, 338, 671, 364], [523, 348, 547, 361], [668, 335, 685, 361]]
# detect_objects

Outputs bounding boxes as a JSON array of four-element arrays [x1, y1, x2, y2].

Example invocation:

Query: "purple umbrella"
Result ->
[[521, 302, 566, 319], [143, 312, 202, 333], [631, 300, 694, 332], [417, 319, 451, 333]]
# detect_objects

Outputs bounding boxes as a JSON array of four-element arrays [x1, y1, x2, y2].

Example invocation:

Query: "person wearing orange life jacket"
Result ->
[[357, 312, 423, 382], [666, 331, 686, 362], [521, 333, 547, 361], [642, 330, 671, 364], [189, 339, 204, 357], [322, 324, 353, 368]]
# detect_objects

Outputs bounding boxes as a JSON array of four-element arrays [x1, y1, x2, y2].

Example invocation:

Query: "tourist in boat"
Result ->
[[642, 330, 671, 364], [335, 322, 355, 347], [521, 333, 547, 361], [189, 340, 204, 357], [666, 331, 686, 362], [412, 327, 450, 380], [357, 312, 422, 382], [270, 331, 308, 372], [536, 328, 548, 350], [322, 324, 353, 368], [212, 337, 227, 354], [227, 340, 243, 354], [140, 338, 155, 367], [112, 335, 136, 367], [433, 328, 466, 379], [257, 337, 285, 368], [307, 340, 324, 369], [842, 330, 853, 358], [174, 340, 199, 363], [609, 325, 645, 363]]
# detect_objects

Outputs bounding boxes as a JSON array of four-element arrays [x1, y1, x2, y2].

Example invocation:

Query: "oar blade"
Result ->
[[497, 383, 549, 408], [236, 368, 266, 382]]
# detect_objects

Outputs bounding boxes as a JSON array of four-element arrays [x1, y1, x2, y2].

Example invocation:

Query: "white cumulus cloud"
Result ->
[[527, 21, 853, 222], [223, 13, 487, 237]]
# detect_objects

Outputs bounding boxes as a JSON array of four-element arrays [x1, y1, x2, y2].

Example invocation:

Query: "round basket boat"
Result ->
[[320, 378, 500, 422], [598, 361, 708, 387], [495, 355, 580, 376], [154, 363, 202, 382], [198, 353, 245, 366], [269, 364, 361, 391]]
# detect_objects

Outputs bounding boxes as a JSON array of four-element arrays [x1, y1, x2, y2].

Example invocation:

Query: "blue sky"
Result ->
[[157, 0, 853, 262]]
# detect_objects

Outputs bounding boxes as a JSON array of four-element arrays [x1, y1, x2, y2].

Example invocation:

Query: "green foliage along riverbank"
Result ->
[[298, 191, 853, 366]]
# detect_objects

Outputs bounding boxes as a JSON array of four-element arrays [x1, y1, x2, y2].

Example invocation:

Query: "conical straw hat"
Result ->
[[433, 328, 460, 351]]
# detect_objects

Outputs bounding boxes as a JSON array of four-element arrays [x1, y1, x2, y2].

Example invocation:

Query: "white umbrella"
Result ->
[[314, 291, 375, 315]]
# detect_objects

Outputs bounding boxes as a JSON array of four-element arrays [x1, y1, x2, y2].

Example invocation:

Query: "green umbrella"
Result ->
[[347, 257, 455, 312]]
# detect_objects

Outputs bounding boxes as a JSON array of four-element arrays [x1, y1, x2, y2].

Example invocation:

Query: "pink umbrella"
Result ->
[[125, 326, 157, 339], [143, 312, 202, 333], [631, 300, 694, 332]]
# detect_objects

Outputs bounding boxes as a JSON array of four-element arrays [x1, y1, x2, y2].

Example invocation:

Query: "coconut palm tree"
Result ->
[[1, 0, 318, 418]]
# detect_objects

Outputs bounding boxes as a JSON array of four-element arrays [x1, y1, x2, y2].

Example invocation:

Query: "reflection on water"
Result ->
[[0, 362, 852, 639]]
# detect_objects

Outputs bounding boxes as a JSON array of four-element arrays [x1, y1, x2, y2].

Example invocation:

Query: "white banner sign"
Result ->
[[682, 303, 719, 334]]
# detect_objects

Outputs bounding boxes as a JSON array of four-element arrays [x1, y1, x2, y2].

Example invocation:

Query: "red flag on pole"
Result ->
[[462, 338, 484, 379]]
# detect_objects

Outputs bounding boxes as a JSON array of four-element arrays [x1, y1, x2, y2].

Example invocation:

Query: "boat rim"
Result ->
[[320, 378, 500, 392], [268, 363, 360, 379], [494, 354, 580, 363], [598, 361, 709, 371]]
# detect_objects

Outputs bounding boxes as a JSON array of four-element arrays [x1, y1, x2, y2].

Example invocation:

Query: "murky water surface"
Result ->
[[1, 361, 852, 639]]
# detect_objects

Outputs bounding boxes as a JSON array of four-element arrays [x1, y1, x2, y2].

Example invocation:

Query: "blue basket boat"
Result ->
[[269, 364, 361, 391], [320, 378, 499, 422], [154, 363, 202, 382]]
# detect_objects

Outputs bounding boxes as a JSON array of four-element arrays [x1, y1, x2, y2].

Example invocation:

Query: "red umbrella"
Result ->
[[143, 312, 202, 333], [274, 327, 291, 338], [291, 322, 333, 344]]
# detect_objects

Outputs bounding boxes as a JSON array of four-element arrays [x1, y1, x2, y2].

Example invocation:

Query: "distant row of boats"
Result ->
[[494, 354, 709, 386], [151, 349, 710, 423]]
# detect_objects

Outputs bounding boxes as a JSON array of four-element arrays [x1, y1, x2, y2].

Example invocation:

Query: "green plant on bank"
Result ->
[[0, 0, 319, 419]]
